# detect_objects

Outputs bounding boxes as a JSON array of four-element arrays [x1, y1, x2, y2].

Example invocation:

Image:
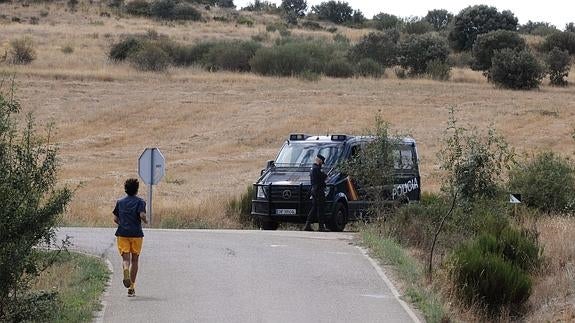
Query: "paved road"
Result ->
[[57, 228, 420, 323]]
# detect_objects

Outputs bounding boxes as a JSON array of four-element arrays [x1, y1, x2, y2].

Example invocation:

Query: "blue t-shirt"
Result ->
[[113, 195, 146, 237]]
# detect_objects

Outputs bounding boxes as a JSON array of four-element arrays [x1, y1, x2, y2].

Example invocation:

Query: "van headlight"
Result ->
[[324, 187, 331, 197], [257, 186, 268, 199]]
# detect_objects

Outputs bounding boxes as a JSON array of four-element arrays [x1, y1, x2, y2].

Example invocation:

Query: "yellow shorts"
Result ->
[[117, 237, 143, 255]]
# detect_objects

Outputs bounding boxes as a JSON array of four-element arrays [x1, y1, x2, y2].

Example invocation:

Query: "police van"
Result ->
[[251, 134, 421, 231]]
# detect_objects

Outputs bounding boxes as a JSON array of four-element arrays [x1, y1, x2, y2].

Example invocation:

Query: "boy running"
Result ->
[[113, 178, 147, 297]]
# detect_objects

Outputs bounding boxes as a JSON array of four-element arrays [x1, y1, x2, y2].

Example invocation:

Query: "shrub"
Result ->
[[508, 151, 575, 212], [237, 16, 254, 27], [297, 70, 321, 82], [280, 0, 306, 21], [202, 41, 260, 72], [541, 32, 575, 54], [242, 0, 279, 13], [451, 241, 532, 312], [61, 45, 74, 54], [301, 21, 322, 30], [402, 17, 433, 35], [425, 59, 451, 81], [489, 48, 545, 90], [356, 58, 384, 78], [8, 37, 36, 65], [0, 84, 72, 322], [125, 0, 151, 17], [109, 37, 143, 61], [398, 34, 450, 75], [546, 47, 571, 86], [518, 21, 558, 36], [425, 9, 453, 31], [149, 0, 201, 20], [449, 5, 518, 51], [250, 41, 335, 76], [448, 51, 473, 68], [439, 108, 515, 203], [348, 30, 400, 67], [128, 42, 171, 71], [324, 58, 354, 78], [311, 0, 353, 24], [372, 12, 401, 30], [394, 67, 407, 79], [471, 30, 527, 71]]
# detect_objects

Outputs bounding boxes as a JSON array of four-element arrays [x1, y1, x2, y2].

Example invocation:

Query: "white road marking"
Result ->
[[357, 246, 422, 323], [361, 294, 393, 299], [270, 244, 287, 248]]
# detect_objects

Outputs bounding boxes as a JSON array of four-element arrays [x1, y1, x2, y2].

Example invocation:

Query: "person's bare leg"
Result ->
[[121, 253, 131, 288], [130, 253, 139, 284]]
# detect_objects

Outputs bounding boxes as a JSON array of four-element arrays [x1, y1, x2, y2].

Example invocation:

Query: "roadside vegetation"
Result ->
[[29, 251, 110, 322], [352, 110, 575, 321]]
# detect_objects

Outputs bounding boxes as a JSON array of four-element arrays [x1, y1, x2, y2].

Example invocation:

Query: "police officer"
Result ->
[[304, 154, 328, 232]]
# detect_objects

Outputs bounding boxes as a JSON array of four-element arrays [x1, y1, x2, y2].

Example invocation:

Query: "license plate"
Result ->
[[276, 209, 296, 215]]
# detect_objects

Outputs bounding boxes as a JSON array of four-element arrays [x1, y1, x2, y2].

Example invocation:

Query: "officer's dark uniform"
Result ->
[[304, 155, 328, 231]]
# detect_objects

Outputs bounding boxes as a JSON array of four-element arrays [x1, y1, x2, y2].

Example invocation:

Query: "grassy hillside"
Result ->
[[1, 1, 574, 228]]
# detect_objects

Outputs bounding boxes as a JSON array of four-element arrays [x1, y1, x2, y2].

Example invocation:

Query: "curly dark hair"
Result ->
[[124, 178, 139, 196]]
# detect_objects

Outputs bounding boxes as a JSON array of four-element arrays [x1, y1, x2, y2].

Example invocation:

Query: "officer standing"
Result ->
[[304, 154, 328, 232]]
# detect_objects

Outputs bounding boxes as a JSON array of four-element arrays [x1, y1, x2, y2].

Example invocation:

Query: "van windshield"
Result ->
[[275, 143, 342, 167]]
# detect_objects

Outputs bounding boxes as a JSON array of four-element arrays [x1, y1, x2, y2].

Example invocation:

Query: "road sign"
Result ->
[[138, 148, 165, 225], [138, 148, 165, 185], [509, 193, 522, 204]]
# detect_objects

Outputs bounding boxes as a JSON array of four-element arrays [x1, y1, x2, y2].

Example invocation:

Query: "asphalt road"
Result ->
[[57, 228, 421, 323]]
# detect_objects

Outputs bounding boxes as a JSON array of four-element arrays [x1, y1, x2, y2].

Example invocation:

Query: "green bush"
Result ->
[[372, 12, 401, 30], [125, 0, 151, 16], [109, 37, 143, 61], [324, 58, 354, 78], [398, 33, 450, 75], [311, 0, 353, 24], [301, 20, 323, 30], [508, 151, 575, 212], [128, 42, 171, 71], [161, 41, 212, 66], [149, 0, 201, 21], [519, 21, 559, 36], [8, 37, 36, 65], [250, 41, 336, 76], [402, 17, 433, 35], [237, 15, 254, 27], [451, 242, 532, 312], [297, 70, 321, 82], [348, 30, 400, 68], [356, 58, 384, 78], [425, 9, 453, 31], [489, 48, 545, 90], [448, 51, 473, 68], [0, 84, 72, 322], [546, 47, 571, 86], [541, 32, 575, 54], [425, 59, 451, 81], [471, 30, 527, 71], [202, 41, 260, 72]]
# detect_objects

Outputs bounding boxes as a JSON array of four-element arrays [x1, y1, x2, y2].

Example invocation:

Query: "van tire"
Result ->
[[261, 220, 279, 230], [328, 202, 347, 232]]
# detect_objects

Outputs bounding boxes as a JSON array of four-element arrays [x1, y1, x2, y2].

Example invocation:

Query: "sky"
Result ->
[[234, 0, 574, 29]]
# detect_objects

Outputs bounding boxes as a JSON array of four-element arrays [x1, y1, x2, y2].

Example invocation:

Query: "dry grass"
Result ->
[[526, 216, 575, 322]]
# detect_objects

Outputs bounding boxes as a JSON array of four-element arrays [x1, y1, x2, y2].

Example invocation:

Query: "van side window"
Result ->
[[350, 145, 361, 159], [393, 148, 415, 170]]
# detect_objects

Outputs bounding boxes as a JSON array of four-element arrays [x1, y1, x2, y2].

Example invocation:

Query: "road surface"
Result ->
[[57, 228, 421, 323]]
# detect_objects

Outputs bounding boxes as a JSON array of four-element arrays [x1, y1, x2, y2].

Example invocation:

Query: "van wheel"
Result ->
[[328, 203, 347, 232], [261, 220, 279, 230]]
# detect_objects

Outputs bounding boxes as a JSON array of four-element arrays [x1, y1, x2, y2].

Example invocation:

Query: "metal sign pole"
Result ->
[[149, 148, 155, 226]]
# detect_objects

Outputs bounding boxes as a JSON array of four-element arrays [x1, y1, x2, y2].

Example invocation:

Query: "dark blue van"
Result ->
[[251, 134, 421, 231]]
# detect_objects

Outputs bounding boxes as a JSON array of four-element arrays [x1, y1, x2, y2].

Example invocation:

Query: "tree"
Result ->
[[425, 9, 453, 31], [518, 21, 558, 36], [448, 5, 518, 51], [372, 12, 401, 30], [541, 31, 575, 54], [348, 30, 400, 67], [546, 47, 571, 86], [350, 9, 365, 26], [281, 0, 306, 24], [398, 33, 450, 75], [311, 1, 353, 24], [566, 22, 575, 33], [0, 81, 73, 321], [472, 30, 526, 71], [490, 48, 545, 90], [217, 0, 235, 8]]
